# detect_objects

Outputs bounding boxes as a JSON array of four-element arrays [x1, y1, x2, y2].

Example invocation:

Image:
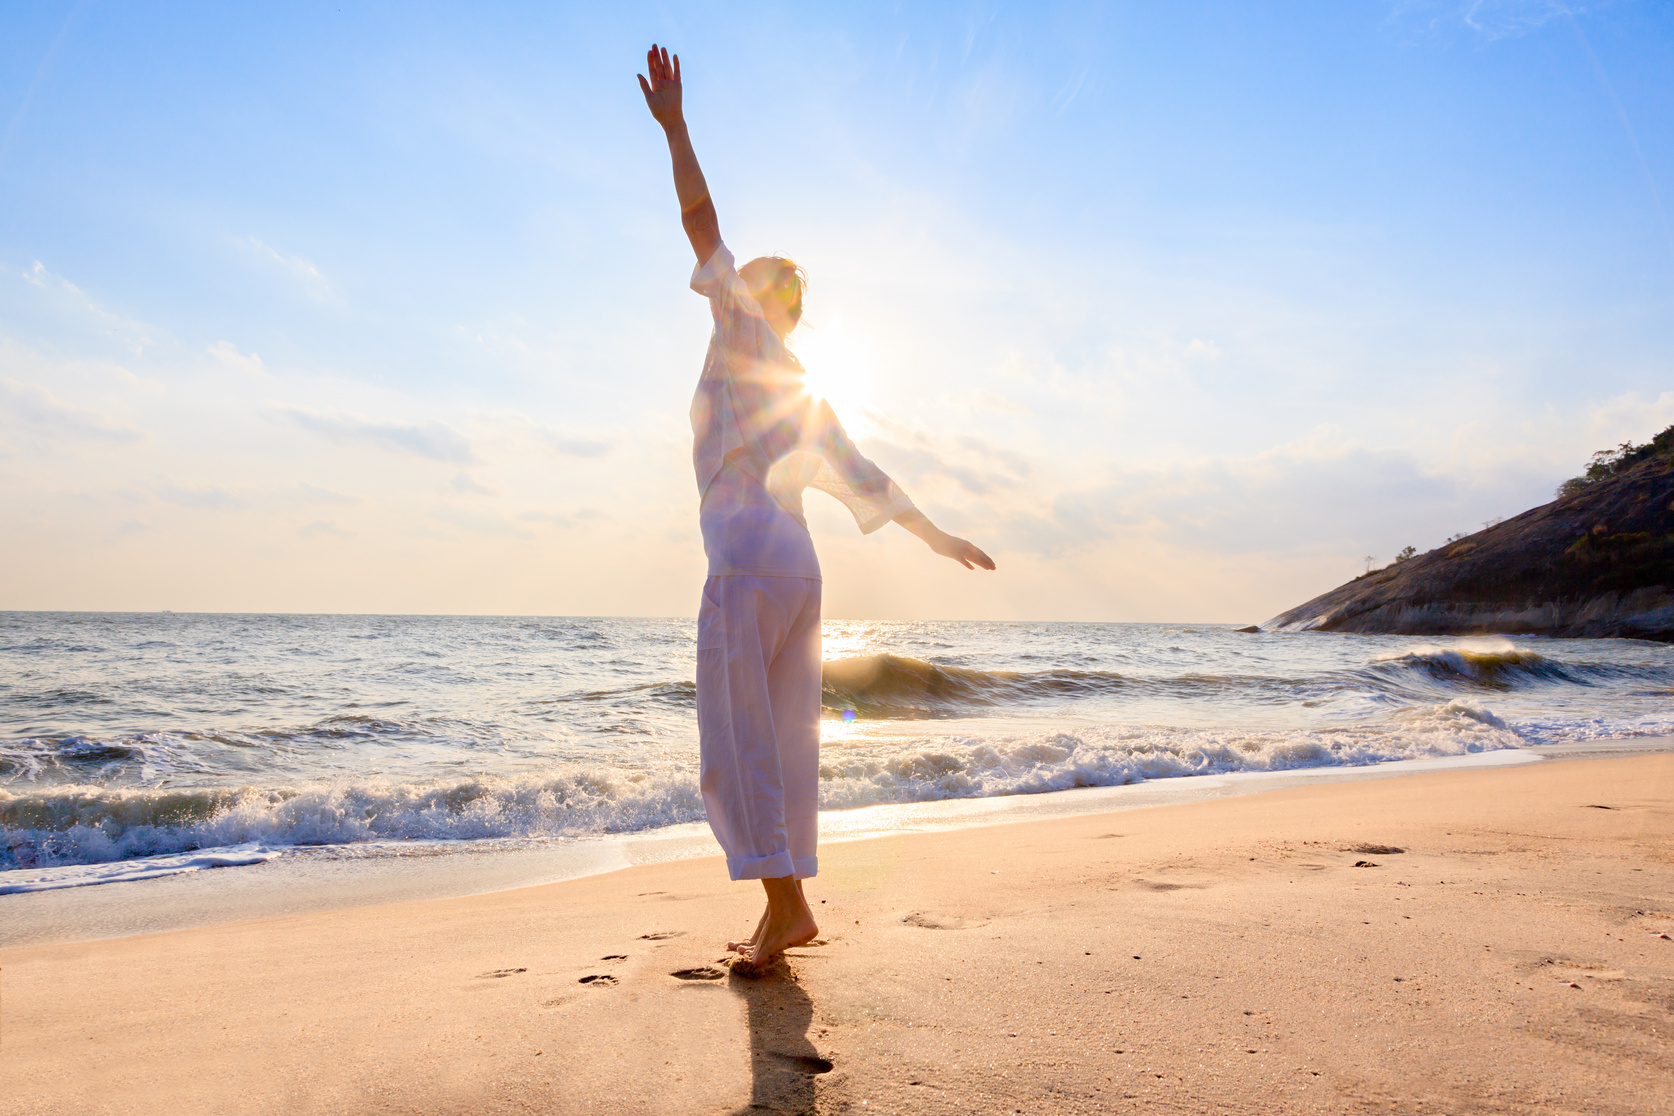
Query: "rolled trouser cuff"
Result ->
[[792, 856, 818, 881], [727, 850, 796, 881]]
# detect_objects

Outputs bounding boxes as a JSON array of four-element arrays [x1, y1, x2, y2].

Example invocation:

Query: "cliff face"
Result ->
[[1265, 455, 1674, 641]]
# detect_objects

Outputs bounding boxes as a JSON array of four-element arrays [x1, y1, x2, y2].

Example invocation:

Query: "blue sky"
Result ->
[[2, 1, 1670, 619]]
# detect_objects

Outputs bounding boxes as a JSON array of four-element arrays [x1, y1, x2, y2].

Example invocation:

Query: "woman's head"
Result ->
[[739, 255, 806, 338]]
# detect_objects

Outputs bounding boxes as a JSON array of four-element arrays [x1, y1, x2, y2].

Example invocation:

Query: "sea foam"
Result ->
[[0, 842, 280, 894], [6, 614, 1672, 881], [1, 699, 1536, 872]]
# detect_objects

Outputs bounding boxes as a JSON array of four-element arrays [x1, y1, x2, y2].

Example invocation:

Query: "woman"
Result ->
[[639, 45, 995, 970]]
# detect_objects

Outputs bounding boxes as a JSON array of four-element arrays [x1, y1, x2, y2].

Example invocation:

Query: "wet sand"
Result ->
[[2, 752, 1671, 1114]]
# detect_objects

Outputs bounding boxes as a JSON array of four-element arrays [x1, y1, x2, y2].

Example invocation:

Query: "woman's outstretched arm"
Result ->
[[893, 509, 996, 571], [638, 45, 721, 265]]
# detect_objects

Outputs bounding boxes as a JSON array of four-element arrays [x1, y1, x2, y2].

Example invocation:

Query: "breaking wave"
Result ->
[[816, 643, 1653, 719], [6, 612, 1671, 887], [2, 699, 1528, 874], [1, 766, 708, 873], [821, 654, 1125, 718], [1367, 642, 1620, 689]]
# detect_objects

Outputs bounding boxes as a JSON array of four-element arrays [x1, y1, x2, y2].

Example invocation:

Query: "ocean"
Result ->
[[3, 611, 1672, 894]]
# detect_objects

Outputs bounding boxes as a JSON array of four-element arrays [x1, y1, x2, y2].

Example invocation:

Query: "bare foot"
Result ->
[[728, 905, 767, 954], [736, 876, 817, 972], [729, 880, 809, 955]]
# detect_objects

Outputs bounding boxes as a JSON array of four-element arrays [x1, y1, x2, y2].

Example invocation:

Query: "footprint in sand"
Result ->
[[1350, 844, 1406, 855], [902, 911, 988, 930], [767, 1052, 834, 1075], [578, 974, 619, 986], [669, 966, 726, 981], [1544, 962, 1627, 983], [477, 968, 527, 979], [600, 954, 628, 961], [726, 954, 792, 979], [639, 931, 686, 941]]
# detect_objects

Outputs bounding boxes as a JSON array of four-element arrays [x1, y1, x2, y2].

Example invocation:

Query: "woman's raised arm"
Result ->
[[638, 45, 721, 265]]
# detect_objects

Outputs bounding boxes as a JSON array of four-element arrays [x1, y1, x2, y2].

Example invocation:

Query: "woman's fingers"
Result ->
[[642, 45, 681, 92], [936, 535, 994, 571], [959, 540, 995, 571]]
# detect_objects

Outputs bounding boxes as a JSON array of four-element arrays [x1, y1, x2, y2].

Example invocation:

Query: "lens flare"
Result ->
[[793, 317, 873, 424]]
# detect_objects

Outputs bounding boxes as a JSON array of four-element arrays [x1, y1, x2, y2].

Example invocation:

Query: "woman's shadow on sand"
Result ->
[[726, 962, 833, 1114]]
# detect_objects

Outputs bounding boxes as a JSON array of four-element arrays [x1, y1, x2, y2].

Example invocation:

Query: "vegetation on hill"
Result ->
[[1367, 423, 1674, 577], [1555, 422, 1674, 499], [1266, 421, 1674, 639]]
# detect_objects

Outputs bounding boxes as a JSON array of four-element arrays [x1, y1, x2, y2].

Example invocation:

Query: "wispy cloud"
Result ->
[[297, 482, 362, 505], [20, 261, 159, 354], [516, 507, 607, 528], [451, 471, 496, 495], [299, 519, 352, 538], [280, 406, 477, 464], [432, 505, 532, 538], [1580, 390, 1674, 454], [157, 482, 244, 510], [0, 378, 142, 443], [516, 508, 577, 528], [1462, 0, 1578, 37], [1183, 338, 1222, 362], [458, 411, 614, 459], [862, 417, 1033, 498], [1049, 66, 1090, 113], [240, 236, 331, 298], [208, 341, 267, 377], [536, 427, 612, 458], [1016, 430, 1525, 563], [1389, 0, 1580, 39], [933, 389, 1033, 417]]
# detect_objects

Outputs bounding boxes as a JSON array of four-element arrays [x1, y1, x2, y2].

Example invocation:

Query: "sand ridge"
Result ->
[[1, 753, 1670, 1114]]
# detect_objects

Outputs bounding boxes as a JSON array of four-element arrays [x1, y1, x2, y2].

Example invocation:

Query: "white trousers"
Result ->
[[695, 575, 822, 881]]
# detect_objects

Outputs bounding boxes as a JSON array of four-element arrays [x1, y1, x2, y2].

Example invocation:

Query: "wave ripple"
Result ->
[[6, 614, 1672, 880], [1, 699, 1527, 872]]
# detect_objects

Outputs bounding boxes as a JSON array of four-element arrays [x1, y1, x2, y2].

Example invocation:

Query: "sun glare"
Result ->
[[793, 317, 874, 427]]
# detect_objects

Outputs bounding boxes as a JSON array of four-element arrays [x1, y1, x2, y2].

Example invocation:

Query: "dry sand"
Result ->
[[2, 753, 1670, 1115]]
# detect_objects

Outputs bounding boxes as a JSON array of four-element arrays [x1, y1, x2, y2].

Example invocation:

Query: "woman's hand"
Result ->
[[894, 509, 996, 571], [638, 44, 684, 130], [928, 529, 996, 570], [639, 44, 719, 263]]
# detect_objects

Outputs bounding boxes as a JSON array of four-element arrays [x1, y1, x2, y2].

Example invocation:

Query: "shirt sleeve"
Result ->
[[690, 243, 771, 357], [805, 400, 915, 534], [689, 242, 741, 301]]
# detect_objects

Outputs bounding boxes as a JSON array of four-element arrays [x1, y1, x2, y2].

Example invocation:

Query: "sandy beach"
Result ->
[[2, 751, 1670, 1115]]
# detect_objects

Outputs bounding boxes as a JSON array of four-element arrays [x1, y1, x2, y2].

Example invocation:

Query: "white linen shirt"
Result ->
[[690, 244, 914, 579]]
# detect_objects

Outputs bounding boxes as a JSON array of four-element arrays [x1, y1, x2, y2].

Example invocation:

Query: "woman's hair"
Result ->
[[742, 255, 807, 325]]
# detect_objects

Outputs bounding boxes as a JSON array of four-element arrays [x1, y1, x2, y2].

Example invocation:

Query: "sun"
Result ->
[[792, 316, 874, 425]]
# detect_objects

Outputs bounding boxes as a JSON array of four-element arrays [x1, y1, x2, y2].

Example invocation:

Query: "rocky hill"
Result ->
[[1265, 429, 1674, 641]]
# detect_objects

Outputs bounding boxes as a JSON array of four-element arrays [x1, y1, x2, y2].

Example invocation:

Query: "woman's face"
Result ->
[[741, 258, 802, 338]]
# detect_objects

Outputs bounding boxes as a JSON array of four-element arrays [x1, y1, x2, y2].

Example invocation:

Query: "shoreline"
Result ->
[[2, 749, 1669, 1114], [3, 735, 1670, 952]]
